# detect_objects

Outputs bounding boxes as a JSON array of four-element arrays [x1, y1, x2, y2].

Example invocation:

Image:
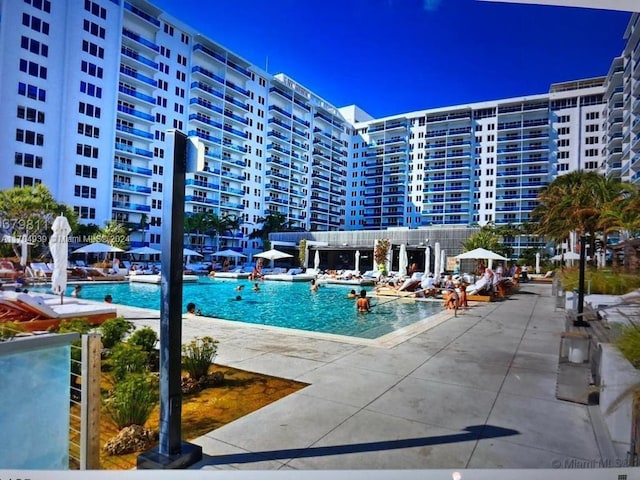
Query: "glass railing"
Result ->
[[191, 81, 224, 100], [185, 195, 218, 205], [112, 201, 150, 212], [188, 130, 222, 145], [114, 142, 153, 158], [122, 28, 159, 52], [192, 66, 225, 85], [188, 112, 223, 129], [226, 81, 249, 97], [186, 179, 218, 190], [113, 181, 152, 194], [193, 44, 226, 63], [118, 85, 155, 104], [115, 123, 154, 139], [119, 65, 156, 87], [117, 104, 154, 122], [121, 47, 158, 69], [113, 162, 152, 176], [124, 2, 160, 26]]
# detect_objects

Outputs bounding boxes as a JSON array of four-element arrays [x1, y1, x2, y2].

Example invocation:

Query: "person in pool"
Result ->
[[356, 289, 371, 313], [347, 289, 357, 299], [186, 302, 202, 315]]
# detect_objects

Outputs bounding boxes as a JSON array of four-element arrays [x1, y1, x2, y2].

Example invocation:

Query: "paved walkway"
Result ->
[[121, 282, 611, 470]]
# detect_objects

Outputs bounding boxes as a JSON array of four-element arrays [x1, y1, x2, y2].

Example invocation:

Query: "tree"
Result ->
[[97, 221, 128, 249], [462, 223, 506, 257], [0, 184, 77, 258], [248, 212, 292, 246]]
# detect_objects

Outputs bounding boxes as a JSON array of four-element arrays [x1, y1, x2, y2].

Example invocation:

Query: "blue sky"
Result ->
[[152, 0, 631, 119]]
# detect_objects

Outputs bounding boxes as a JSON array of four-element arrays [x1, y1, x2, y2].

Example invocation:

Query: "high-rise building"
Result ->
[[0, 0, 633, 258]]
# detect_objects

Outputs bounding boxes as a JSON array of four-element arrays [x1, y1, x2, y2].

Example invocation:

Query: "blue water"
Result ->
[[32, 278, 443, 339]]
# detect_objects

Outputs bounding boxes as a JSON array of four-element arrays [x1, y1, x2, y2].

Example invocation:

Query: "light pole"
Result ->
[[574, 234, 590, 328]]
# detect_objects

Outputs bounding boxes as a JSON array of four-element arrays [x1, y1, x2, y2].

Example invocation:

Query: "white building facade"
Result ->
[[0, 0, 635, 258]]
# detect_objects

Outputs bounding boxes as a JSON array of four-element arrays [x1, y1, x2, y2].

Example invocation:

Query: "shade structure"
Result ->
[[398, 243, 408, 276], [551, 251, 581, 261], [73, 242, 124, 254], [254, 248, 293, 261], [314, 249, 320, 270], [127, 246, 162, 255], [49, 215, 71, 299], [455, 247, 509, 261], [354, 250, 360, 273], [183, 248, 203, 257], [212, 249, 246, 258]]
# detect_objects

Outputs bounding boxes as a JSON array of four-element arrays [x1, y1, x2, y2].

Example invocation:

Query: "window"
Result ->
[[19, 59, 47, 79], [585, 148, 599, 157], [83, 19, 105, 38], [76, 143, 99, 158], [16, 129, 44, 146], [74, 185, 97, 198], [84, 0, 106, 19], [14, 152, 43, 168], [77, 122, 99, 138], [22, 13, 50, 34], [17, 106, 45, 123], [585, 124, 599, 132], [80, 81, 102, 98], [163, 23, 174, 35], [81, 60, 103, 78], [75, 164, 98, 178], [14, 175, 41, 187], [24, 0, 52, 13], [79, 102, 101, 118], [74, 206, 96, 219], [20, 36, 48, 56], [82, 40, 104, 59]]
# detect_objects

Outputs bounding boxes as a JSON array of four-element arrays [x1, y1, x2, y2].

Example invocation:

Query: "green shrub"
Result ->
[[616, 325, 640, 369], [100, 317, 134, 349], [182, 336, 218, 380], [128, 327, 158, 352], [57, 318, 93, 381], [105, 373, 158, 429], [57, 318, 93, 334], [107, 343, 149, 382], [559, 268, 640, 295], [0, 321, 26, 341]]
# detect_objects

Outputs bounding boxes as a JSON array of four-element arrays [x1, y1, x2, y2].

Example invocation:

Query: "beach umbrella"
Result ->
[[354, 250, 360, 273], [434, 242, 441, 278], [440, 249, 446, 275], [212, 249, 246, 258], [425, 245, 431, 275], [127, 246, 162, 255], [20, 235, 29, 267], [455, 247, 509, 261], [49, 215, 71, 303], [255, 248, 293, 261], [398, 243, 408, 277], [183, 248, 203, 257], [551, 251, 581, 261], [535, 252, 541, 274], [314, 249, 320, 270], [73, 242, 124, 254]]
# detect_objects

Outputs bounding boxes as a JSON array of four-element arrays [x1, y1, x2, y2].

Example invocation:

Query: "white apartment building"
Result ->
[[0, 0, 634, 258]]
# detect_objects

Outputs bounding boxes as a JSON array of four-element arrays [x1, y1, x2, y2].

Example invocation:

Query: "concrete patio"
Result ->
[[120, 281, 619, 470]]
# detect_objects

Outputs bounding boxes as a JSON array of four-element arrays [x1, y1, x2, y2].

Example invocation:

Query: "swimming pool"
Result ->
[[33, 278, 443, 339]]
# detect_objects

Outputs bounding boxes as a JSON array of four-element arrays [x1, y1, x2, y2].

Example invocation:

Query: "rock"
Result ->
[[181, 376, 201, 395], [103, 424, 156, 456], [200, 371, 225, 388]]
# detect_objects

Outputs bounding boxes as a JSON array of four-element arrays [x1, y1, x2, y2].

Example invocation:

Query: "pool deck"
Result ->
[[117, 282, 617, 470]]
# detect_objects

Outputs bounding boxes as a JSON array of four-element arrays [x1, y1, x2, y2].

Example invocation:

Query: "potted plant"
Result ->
[[374, 239, 390, 275]]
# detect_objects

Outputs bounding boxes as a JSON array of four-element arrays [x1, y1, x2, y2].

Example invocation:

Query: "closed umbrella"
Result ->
[[398, 243, 408, 277], [425, 246, 431, 276], [354, 250, 360, 274], [440, 249, 446, 275], [49, 215, 71, 303], [434, 242, 441, 278], [314, 249, 320, 271]]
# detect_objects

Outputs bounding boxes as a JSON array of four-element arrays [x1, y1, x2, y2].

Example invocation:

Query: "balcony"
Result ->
[[113, 181, 152, 194], [120, 47, 158, 70], [119, 65, 156, 87], [191, 81, 224, 101], [114, 162, 152, 177], [122, 28, 159, 53], [118, 105, 155, 122], [115, 123, 154, 140], [115, 142, 153, 159], [112, 201, 151, 212], [118, 85, 155, 105]]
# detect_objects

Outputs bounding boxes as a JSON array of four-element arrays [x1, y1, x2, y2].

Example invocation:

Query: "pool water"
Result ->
[[34, 278, 443, 339]]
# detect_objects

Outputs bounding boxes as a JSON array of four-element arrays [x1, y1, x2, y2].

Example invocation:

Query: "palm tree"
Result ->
[[183, 212, 208, 252], [248, 212, 292, 247]]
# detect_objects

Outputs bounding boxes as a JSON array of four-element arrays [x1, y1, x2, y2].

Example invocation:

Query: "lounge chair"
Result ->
[[0, 292, 117, 331], [0, 260, 15, 279]]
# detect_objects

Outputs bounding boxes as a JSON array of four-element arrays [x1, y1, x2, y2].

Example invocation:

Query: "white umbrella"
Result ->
[[127, 246, 162, 255], [49, 215, 71, 303], [255, 248, 294, 261], [212, 249, 246, 258], [354, 250, 360, 274], [434, 242, 441, 278], [440, 249, 446, 275], [398, 244, 408, 277], [20, 235, 29, 267], [535, 252, 541, 274], [455, 247, 509, 261], [425, 246, 431, 275], [551, 251, 581, 261], [183, 248, 203, 257], [73, 242, 124, 254], [314, 249, 320, 271]]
